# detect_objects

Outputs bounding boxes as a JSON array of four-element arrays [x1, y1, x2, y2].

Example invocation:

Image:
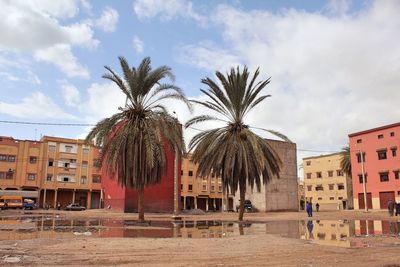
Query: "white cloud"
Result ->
[[132, 36, 144, 53], [79, 82, 126, 123], [177, 1, 400, 171], [34, 44, 90, 78], [133, 0, 206, 25], [60, 80, 81, 106], [0, 1, 98, 77], [96, 7, 119, 32], [0, 92, 75, 119], [177, 41, 242, 72]]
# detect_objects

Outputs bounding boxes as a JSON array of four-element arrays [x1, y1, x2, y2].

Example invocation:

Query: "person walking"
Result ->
[[395, 201, 400, 216], [316, 203, 320, 212], [306, 202, 313, 217], [388, 200, 395, 216]]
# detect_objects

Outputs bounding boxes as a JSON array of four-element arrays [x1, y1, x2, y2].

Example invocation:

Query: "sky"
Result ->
[[1, 0, 400, 176]]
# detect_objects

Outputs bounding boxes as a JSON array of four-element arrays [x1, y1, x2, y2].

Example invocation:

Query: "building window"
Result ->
[[329, 197, 334, 200], [316, 172, 322, 178], [92, 175, 101, 183], [394, 171, 399, 180], [306, 161, 311, 166], [315, 185, 324, 191], [82, 161, 88, 169], [336, 170, 344, 176], [49, 145, 56, 152], [7, 155, 16, 162], [357, 139, 362, 143], [80, 176, 87, 184], [329, 184, 334, 190], [358, 174, 367, 183], [328, 171, 333, 177], [307, 185, 312, 191], [83, 148, 89, 154], [29, 156, 37, 164], [65, 145, 73, 153], [64, 162, 70, 168], [390, 132, 395, 137], [62, 177, 70, 182], [337, 184, 345, 190], [378, 134, 384, 139], [188, 184, 193, 192], [380, 172, 389, 182], [218, 185, 222, 192], [202, 184, 207, 191], [180, 184, 183, 190], [48, 159, 54, 167], [46, 175, 53, 182], [6, 170, 14, 179], [318, 197, 323, 200], [0, 154, 7, 161], [211, 185, 215, 192], [27, 173, 36, 181], [391, 148, 397, 157], [181, 170, 183, 175], [356, 153, 366, 163], [338, 197, 343, 200], [378, 150, 387, 160], [188, 170, 193, 176], [306, 173, 312, 179]]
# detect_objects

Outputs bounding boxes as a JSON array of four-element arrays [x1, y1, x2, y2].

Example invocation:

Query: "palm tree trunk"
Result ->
[[138, 185, 145, 222], [238, 183, 245, 221]]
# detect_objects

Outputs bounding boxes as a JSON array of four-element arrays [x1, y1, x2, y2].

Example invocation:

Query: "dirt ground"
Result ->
[[1, 209, 400, 266]]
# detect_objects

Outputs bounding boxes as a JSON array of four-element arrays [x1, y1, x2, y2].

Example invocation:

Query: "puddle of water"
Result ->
[[0, 216, 399, 248]]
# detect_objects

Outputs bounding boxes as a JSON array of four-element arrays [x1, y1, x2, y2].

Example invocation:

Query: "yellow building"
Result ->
[[303, 153, 353, 210], [0, 136, 44, 201], [181, 154, 233, 211], [0, 135, 102, 209]]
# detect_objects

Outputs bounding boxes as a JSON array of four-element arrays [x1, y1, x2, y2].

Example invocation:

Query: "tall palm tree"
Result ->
[[186, 66, 290, 221], [86, 57, 190, 222], [340, 145, 354, 209]]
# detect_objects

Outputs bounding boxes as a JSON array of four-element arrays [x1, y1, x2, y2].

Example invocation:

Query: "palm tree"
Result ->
[[340, 145, 354, 209], [186, 66, 290, 221], [86, 57, 190, 222]]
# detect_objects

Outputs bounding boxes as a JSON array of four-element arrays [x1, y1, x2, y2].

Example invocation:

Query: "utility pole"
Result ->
[[360, 150, 368, 212]]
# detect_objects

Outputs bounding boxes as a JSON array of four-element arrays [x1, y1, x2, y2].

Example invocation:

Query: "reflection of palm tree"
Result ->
[[340, 145, 354, 209], [86, 57, 190, 222], [186, 66, 289, 221]]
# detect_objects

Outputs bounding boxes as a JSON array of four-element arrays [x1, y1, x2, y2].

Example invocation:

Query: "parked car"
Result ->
[[22, 199, 37, 210], [65, 203, 86, 211], [236, 200, 253, 212]]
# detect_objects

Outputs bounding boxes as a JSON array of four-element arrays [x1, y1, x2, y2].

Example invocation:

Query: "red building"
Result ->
[[101, 144, 181, 213], [349, 122, 400, 210]]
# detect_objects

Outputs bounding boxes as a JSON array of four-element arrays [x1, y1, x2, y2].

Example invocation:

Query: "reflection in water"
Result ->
[[0, 216, 399, 248]]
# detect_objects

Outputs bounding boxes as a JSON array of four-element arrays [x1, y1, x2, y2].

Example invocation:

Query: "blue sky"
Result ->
[[1, 0, 400, 167]]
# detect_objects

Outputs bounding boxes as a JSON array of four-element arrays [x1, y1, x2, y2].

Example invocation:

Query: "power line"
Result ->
[[0, 120, 95, 126]]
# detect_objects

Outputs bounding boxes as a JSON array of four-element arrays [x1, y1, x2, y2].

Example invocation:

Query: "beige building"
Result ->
[[233, 139, 299, 212], [303, 153, 353, 210], [0, 135, 102, 209], [181, 154, 234, 211]]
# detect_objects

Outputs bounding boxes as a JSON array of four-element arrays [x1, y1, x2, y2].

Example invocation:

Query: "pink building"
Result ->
[[349, 123, 400, 210]]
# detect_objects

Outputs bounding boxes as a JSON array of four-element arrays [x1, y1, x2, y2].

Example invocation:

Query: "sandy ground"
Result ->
[[1, 209, 400, 266]]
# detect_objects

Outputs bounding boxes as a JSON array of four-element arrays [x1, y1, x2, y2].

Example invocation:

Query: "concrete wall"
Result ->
[[233, 139, 298, 212]]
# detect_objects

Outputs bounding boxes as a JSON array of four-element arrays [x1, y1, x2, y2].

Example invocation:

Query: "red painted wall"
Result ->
[[349, 123, 400, 209], [101, 142, 181, 213]]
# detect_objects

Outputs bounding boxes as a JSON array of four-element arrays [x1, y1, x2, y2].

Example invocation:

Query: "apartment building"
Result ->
[[303, 153, 353, 210], [0, 136, 44, 201], [181, 154, 232, 211], [233, 139, 298, 211], [349, 122, 400, 210], [40, 136, 102, 209], [0, 135, 102, 209]]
